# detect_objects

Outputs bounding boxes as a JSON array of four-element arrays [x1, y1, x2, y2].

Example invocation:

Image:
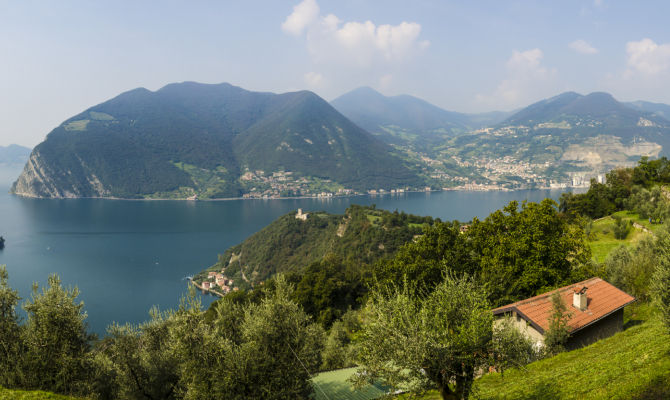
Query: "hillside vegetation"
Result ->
[[195, 205, 435, 288]]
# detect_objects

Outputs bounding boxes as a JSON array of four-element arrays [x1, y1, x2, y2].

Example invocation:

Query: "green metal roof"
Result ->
[[311, 368, 389, 400]]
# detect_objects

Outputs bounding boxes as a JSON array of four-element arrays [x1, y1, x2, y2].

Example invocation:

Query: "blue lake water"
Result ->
[[0, 166, 580, 334]]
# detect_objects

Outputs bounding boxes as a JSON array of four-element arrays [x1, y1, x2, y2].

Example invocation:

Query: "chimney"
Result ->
[[573, 286, 588, 311]]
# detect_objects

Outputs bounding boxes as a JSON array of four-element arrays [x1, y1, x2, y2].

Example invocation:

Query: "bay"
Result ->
[[0, 167, 581, 334]]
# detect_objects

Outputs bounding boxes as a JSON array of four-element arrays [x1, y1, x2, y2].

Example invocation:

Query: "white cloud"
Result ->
[[283, 0, 428, 73], [475, 49, 558, 109], [625, 38, 670, 76], [303, 71, 323, 88], [281, 0, 320, 36], [569, 39, 598, 55]]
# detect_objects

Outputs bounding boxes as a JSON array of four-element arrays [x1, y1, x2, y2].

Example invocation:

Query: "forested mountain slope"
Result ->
[[12, 82, 422, 199]]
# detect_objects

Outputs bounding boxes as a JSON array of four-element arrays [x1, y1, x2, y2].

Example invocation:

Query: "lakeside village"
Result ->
[[192, 270, 240, 296], [236, 167, 607, 200]]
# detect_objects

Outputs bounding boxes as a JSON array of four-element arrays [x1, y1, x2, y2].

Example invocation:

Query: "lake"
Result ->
[[0, 166, 580, 334]]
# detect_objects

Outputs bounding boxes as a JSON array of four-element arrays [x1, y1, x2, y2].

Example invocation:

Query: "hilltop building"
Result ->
[[493, 277, 635, 350], [296, 208, 309, 220]]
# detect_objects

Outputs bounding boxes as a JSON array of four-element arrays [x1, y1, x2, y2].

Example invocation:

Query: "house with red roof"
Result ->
[[492, 277, 636, 350]]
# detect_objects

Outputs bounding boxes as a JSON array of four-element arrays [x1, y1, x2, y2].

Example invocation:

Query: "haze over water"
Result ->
[[0, 168, 580, 334]]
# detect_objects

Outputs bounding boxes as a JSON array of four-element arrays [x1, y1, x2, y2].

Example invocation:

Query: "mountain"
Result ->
[[502, 92, 669, 134], [330, 87, 511, 144], [194, 205, 435, 290], [0, 144, 31, 165], [12, 82, 422, 199], [437, 91, 670, 187], [626, 100, 670, 121], [493, 91, 670, 159]]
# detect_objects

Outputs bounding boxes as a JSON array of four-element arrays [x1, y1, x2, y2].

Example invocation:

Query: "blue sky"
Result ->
[[2, 0, 670, 146]]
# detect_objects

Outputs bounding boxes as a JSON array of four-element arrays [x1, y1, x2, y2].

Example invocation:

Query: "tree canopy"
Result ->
[[355, 274, 532, 400], [468, 199, 591, 305]]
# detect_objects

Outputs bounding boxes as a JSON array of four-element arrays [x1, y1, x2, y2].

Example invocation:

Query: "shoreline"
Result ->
[[8, 186, 585, 201], [189, 278, 224, 298]]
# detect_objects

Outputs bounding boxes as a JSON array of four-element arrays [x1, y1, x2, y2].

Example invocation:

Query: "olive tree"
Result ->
[[543, 291, 572, 356], [94, 309, 182, 400], [22, 274, 92, 395], [652, 230, 670, 333], [355, 274, 523, 400], [0, 266, 23, 387]]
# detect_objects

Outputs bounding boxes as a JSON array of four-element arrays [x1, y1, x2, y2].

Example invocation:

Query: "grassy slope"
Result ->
[[473, 303, 670, 400], [403, 303, 670, 400], [0, 387, 80, 399], [588, 210, 661, 262]]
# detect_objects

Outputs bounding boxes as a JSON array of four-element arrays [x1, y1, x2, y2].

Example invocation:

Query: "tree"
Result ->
[[604, 235, 660, 301], [238, 276, 324, 399], [321, 320, 356, 371], [604, 245, 634, 291], [543, 291, 572, 356], [374, 221, 475, 292], [492, 317, 539, 373], [355, 274, 515, 400], [612, 215, 631, 240], [21, 274, 92, 395], [0, 266, 23, 387], [291, 254, 370, 328], [94, 308, 182, 400], [468, 199, 591, 306], [176, 276, 322, 400], [652, 233, 670, 333]]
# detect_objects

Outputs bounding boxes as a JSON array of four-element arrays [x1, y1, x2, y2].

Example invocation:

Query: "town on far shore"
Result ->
[[234, 165, 610, 201]]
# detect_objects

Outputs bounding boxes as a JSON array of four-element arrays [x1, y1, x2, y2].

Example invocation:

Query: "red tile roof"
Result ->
[[492, 277, 636, 334]]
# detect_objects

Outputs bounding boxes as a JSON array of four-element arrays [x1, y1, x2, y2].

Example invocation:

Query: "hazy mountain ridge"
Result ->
[[625, 100, 670, 121], [330, 87, 512, 145], [11, 82, 423, 199], [0, 144, 31, 165]]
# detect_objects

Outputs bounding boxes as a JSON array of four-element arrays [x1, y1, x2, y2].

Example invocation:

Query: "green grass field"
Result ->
[[0, 387, 80, 400], [588, 211, 661, 262], [401, 303, 670, 400]]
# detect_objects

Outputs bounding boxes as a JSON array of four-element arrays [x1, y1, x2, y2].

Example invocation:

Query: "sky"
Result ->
[[2, 0, 670, 147]]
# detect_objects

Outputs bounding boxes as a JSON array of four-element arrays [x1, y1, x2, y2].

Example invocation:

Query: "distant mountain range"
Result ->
[[331, 87, 512, 145], [625, 100, 670, 121], [0, 144, 31, 165], [12, 82, 422, 199]]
